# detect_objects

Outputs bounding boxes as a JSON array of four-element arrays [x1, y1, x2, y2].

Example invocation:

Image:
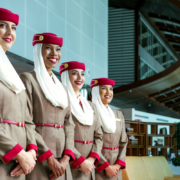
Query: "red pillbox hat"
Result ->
[[59, 61, 85, 75], [0, 8, 19, 25], [32, 33, 63, 47], [90, 78, 115, 88]]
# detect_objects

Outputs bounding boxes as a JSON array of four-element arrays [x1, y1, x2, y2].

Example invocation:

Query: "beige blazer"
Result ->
[[70, 101, 103, 180], [20, 71, 75, 180], [95, 110, 128, 180], [0, 81, 37, 180]]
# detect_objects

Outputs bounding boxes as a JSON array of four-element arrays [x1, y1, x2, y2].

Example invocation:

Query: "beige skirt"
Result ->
[[0, 160, 25, 180], [26, 159, 72, 180], [70, 166, 94, 180], [95, 169, 122, 180]]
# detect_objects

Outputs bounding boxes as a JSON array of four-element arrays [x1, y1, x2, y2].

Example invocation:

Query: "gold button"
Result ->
[[39, 35, 44, 41], [84, 141, 86, 144], [64, 63, 68, 68], [54, 124, 57, 128], [18, 122, 21, 127]]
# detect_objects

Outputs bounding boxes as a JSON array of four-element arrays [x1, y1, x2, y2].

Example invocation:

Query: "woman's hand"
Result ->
[[105, 165, 119, 178], [49, 155, 70, 180], [28, 149, 37, 161], [47, 156, 65, 179], [78, 157, 96, 174], [86, 157, 96, 164], [113, 164, 121, 169], [10, 149, 36, 176]]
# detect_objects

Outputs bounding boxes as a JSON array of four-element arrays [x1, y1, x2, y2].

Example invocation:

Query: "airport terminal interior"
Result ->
[[1, 0, 180, 179]]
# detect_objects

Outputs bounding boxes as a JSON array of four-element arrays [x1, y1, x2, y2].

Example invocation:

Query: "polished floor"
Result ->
[[169, 163, 180, 175]]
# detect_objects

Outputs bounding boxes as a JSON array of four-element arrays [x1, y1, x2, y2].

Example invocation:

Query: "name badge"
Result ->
[[116, 118, 121, 122]]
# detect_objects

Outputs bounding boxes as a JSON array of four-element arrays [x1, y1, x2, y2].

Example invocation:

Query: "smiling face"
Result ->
[[68, 69, 85, 95], [0, 20, 17, 52], [41, 43, 61, 73], [99, 85, 113, 107]]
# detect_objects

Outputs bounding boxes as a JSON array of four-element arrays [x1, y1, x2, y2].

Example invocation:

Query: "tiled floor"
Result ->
[[169, 163, 180, 175]]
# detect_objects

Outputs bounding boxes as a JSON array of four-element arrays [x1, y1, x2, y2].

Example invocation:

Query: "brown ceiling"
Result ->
[[168, 0, 180, 9], [148, 12, 180, 57], [111, 59, 180, 119], [109, 0, 144, 9], [108, 0, 180, 119]]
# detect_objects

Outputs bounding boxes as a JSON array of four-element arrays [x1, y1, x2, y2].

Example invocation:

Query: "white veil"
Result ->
[[0, 45, 25, 94], [61, 71, 93, 125], [92, 86, 116, 133], [33, 44, 68, 108]]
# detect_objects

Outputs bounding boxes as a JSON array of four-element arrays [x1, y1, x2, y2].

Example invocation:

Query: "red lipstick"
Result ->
[[75, 81, 82, 85], [3, 38, 12, 43]]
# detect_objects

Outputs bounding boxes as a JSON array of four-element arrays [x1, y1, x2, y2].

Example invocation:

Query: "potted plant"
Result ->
[[171, 122, 180, 166]]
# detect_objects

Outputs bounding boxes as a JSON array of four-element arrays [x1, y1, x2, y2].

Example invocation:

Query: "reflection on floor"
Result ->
[[169, 163, 180, 175]]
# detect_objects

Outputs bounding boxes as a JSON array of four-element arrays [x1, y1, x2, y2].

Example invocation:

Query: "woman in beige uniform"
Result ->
[[0, 8, 37, 180], [19, 33, 75, 180], [91, 78, 128, 180], [59, 61, 103, 180]]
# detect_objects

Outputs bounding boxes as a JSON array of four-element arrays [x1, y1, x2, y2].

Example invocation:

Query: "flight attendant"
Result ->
[[91, 78, 128, 180], [0, 8, 37, 180], [19, 33, 75, 180], [60, 61, 103, 180]]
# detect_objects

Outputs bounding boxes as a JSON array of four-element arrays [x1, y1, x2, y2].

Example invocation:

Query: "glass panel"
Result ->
[[140, 59, 156, 80], [141, 21, 149, 49], [139, 19, 177, 80]]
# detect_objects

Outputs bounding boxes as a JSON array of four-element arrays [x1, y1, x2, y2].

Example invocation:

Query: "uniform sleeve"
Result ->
[[95, 108, 110, 173], [72, 102, 103, 169], [25, 101, 38, 153], [0, 124, 23, 164], [115, 111, 128, 169], [71, 147, 86, 169], [88, 103, 103, 165], [20, 74, 53, 163], [63, 90, 75, 162], [96, 152, 110, 173], [71, 103, 102, 169], [70, 113, 86, 169]]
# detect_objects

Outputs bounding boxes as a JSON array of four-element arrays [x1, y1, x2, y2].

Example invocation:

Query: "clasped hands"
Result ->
[[48, 155, 70, 180], [78, 157, 121, 178], [49, 156, 96, 179], [105, 164, 121, 178], [10, 151, 119, 179], [78, 157, 96, 174], [10, 150, 70, 180], [10, 149, 36, 176]]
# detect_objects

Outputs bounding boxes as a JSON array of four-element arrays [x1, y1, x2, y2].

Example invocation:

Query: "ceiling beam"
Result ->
[[173, 45, 180, 49], [165, 34, 180, 43], [156, 22, 180, 33], [174, 48, 180, 52], [168, 39, 180, 44], [173, 45, 180, 52], [165, 98, 180, 107], [149, 13, 180, 25], [148, 83, 180, 97], [171, 103, 180, 109], [168, 0, 180, 10], [156, 90, 180, 103], [160, 28, 180, 35], [173, 106, 180, 111]]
